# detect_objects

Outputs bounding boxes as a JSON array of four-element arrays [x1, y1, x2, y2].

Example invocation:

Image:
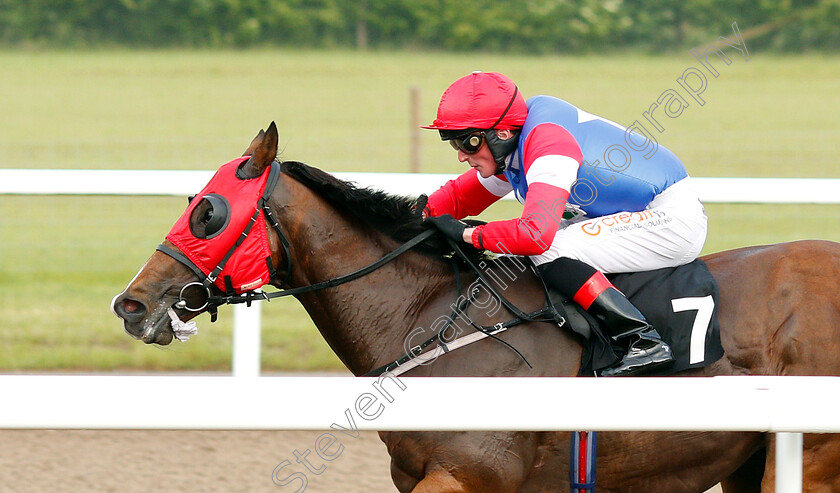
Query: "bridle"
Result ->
[[157, 161, 565, 375], [156, 160, 291, 321], [154, 160, 556, 374], [156, 160, 436, 322]]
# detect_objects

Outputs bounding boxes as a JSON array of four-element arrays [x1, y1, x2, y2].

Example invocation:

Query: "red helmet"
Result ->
[[423, 71, 528, 131]]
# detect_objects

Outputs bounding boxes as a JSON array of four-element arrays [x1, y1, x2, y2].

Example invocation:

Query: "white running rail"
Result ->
[[1, 375, 837, 493]]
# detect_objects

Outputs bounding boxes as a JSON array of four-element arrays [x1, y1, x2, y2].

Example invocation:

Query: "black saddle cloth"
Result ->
[[546, 259, 725, 377]]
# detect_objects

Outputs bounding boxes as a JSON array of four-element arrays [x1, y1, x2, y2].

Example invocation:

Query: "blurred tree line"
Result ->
[[1, 0, 838, 52]]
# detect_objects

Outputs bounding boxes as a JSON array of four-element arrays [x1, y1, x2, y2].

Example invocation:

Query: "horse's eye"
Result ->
[[189, 193, 230, 239]]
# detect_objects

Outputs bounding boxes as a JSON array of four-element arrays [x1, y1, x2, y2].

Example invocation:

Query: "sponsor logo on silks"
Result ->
[[581, 210, 671, 236]]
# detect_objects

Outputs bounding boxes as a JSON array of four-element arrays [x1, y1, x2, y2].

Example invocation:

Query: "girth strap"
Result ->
[[570, 431, 597, 492]]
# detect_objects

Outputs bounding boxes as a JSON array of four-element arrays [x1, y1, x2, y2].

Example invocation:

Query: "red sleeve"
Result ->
[[472, 183, 570, 255], [470, 123, 581, 256], [426, 169, 508, 220]]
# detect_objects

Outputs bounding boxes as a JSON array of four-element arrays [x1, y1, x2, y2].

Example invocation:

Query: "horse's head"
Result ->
[[112, 123, 284, 345]]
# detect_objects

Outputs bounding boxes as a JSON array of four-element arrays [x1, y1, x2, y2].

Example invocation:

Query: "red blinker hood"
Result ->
[[165, 157, 274, 294]]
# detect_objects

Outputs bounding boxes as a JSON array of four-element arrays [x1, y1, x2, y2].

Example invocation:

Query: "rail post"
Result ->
[[232, 303, 261, 377], [776, 432, 803, 493]]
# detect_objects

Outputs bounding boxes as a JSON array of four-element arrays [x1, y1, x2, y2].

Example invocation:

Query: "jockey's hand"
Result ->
[[427, 214, 468, 243]]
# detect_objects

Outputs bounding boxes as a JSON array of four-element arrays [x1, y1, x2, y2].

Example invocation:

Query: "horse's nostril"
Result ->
[[116, 296, 147, 323], [122, 299, 144, 314]]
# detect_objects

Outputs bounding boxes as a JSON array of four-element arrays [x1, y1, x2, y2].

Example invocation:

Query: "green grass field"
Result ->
[[1, 49, 838, 373]]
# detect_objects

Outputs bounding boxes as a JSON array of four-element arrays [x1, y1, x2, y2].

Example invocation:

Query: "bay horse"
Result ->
[[112, 123, 840, 493]]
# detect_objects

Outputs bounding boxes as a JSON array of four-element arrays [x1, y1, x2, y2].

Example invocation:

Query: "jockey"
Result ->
[[422, 71, 708, 377]]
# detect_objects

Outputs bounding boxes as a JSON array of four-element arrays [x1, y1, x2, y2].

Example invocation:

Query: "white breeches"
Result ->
[[530, 178, 708, 273]]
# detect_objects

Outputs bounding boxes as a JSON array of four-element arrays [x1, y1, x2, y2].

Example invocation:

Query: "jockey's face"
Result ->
[[457, 141, 497, 178]]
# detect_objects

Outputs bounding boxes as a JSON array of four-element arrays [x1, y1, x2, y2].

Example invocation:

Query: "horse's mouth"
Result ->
[[124, 303, 175, 345], [144, 314, 175, 345]]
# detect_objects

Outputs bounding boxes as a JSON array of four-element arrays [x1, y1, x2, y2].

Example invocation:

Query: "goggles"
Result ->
[[448, 132, 485, 154]]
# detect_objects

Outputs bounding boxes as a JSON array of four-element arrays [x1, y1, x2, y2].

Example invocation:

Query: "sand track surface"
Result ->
[[0, 430, 724, 492], [0, 430, 395, 493]]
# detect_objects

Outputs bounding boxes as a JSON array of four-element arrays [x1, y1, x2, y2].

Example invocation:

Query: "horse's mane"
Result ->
[[280, 160, 486, 262]]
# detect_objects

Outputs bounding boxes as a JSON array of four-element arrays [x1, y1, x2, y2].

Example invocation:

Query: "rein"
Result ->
[[161, 161, 565, 374], [208, 227, 437, 306], [445, 237, 556, 324]]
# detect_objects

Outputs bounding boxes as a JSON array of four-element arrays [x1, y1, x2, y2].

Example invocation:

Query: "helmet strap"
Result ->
[[488, 86, 519, 130], [485, 129, 520, 173], [485, 85, 520, 173]]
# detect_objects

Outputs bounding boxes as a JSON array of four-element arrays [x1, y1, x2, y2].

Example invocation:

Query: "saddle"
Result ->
[[538, 258, 725, 377]]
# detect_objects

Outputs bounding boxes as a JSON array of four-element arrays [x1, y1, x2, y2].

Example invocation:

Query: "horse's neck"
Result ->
[[296, 236, 451, 375], [279, 186, 451, 375]]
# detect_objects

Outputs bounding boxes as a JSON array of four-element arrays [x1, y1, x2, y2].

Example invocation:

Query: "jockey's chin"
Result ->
[[460, 146, 500, 178]]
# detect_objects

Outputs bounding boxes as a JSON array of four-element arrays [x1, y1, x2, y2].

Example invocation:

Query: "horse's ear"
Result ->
[[239, 122, 279, 178], [242, 129, 266, 157]]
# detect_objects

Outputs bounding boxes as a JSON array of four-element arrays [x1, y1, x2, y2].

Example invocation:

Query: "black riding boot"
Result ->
[[538, 257, 675, 377], [588, 287, 675, 377]]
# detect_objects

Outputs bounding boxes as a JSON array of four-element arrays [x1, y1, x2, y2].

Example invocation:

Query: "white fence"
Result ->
[[4, 168, 840, 378], [3, 168, 840, 204], [1, 375, 839, 492], [3, 375, 838, 431], [3, 169, 840, 493]]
